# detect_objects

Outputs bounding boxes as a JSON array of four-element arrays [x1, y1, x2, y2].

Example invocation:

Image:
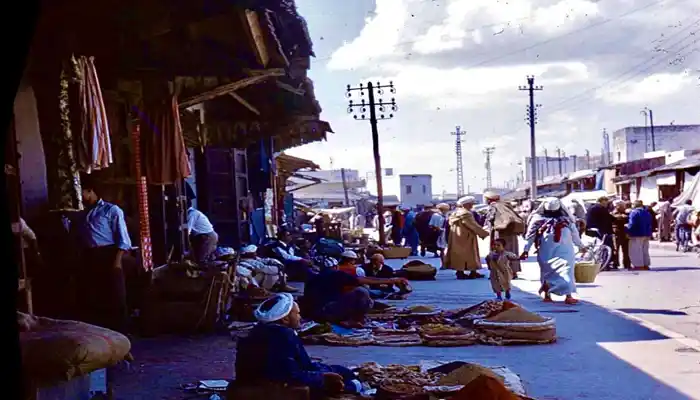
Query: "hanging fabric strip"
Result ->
[[132, 123, 153, 271], [74, 55, 113, 173]]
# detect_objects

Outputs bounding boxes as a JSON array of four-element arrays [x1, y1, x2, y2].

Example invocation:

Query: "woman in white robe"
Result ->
[[522, 198, 586, 305]]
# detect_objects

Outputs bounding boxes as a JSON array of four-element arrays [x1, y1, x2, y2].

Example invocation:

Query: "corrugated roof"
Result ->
[[565, 169, 596, 181], [653, 154, 700, 173]]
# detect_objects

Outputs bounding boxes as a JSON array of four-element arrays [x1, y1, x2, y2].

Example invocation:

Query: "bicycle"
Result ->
[[580, 228, 613, 270]]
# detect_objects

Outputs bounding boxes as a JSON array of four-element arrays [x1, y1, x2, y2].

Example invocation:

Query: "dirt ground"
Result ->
[[112, 334, 236, 400]]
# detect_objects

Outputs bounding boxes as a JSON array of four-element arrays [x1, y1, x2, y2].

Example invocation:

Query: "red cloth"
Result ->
[[140, 95, 192, 185]]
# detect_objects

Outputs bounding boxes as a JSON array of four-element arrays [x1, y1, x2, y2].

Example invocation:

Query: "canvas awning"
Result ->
[[275, 152, 319, 175]]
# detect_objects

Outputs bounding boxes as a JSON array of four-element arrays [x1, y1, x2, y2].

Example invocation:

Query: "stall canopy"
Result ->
[[313, 207, 356, 215], [276, 152, 319, 176], [673, 172, 700, 206]]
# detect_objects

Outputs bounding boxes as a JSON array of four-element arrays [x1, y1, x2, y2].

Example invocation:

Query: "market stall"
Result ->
[[298, 300, 556, 348]]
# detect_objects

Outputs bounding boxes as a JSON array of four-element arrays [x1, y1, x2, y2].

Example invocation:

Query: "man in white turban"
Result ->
[[238, 245, 297, 293], [235, 293, 363, 398], [484, 191, 526, 278], [444, 196, 490, 279]]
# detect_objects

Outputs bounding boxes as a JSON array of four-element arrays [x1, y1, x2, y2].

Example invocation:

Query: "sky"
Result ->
[[287, 0, 700, 196]]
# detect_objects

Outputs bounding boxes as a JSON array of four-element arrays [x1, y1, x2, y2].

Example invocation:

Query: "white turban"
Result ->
[[437, 203, 450, 210], [241, 244, 258, 254], [612, 199, 624, 207], [341, 250, 358, 259], [456, 196, 476, 206], [484, 191, 501, 200], [254, 293, 295, 323], [543, 198, 562, 211]]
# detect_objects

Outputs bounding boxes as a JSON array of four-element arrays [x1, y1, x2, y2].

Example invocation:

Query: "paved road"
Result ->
[[512, 246, 700, 342], [342, 235, 700, 399]]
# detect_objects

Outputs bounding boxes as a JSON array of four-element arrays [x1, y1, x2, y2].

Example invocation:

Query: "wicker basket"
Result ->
[[574, 261, 600, 283], [382, 246, 412, 259]]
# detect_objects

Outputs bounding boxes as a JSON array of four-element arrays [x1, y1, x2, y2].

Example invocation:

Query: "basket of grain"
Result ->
[[401, 261, 438, 280], [473, 306, 557, 344], [574, 261, 600, 283], [383, 246, 412, 259]]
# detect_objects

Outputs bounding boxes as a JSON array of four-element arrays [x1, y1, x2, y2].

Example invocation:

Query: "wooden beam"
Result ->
[[245, 10, 270, 67], [228, 92, 260, 115], [178, 70, 283, 108], [276, 80, 305, 96]]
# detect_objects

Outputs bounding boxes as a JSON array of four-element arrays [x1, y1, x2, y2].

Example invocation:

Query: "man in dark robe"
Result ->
[[235, 294, 362, 399], [415, 205, 435, 256]]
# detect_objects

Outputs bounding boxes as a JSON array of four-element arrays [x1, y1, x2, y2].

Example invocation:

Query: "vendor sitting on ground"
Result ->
[[337, 250, 367, 276], [235, 293, 363, 399], [360, 254, 411, 296], [271, 230, 317, 281], [238, 245, 298, 293], [303, 254, 408, 327]]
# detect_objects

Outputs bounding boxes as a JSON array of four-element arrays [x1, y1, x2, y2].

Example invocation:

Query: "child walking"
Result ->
[[485, 238, 519, 300]]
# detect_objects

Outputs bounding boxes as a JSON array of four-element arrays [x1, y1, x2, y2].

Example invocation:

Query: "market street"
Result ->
[[514, 246, 700, 342], [112, 243, 700, 400]]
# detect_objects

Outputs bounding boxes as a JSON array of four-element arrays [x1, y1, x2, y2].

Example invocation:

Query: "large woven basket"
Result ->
[[383, 246, 412, 259], [574, 261, 600, 283]]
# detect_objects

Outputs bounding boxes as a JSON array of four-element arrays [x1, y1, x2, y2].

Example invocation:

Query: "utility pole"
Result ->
[[346, 81, 398, 245], [483, 146, 496, 189], [452, 126, 466, 197], [602, 128, 610, 165], [519, 76, 543, 200], [555, 147, 563, 175], [585, 149, 591, 169], [641, 108, 656, 151], [340, 168, 350, 206], [543, 148, 549, 177]]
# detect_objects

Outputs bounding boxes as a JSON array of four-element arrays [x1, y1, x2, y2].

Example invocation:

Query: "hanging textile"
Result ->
[[55, 63, 83, 209], [132, 123, 153, 271], [140, 95, 192, 185], [72, 55, 113, 173]]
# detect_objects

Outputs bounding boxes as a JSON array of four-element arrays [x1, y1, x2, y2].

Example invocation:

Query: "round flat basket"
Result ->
[[574, 261, 600, 283]]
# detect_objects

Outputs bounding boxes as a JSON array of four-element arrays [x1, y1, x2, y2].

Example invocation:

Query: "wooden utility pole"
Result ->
[[346, 81, 398, 245], [519, 76, 543, 200]]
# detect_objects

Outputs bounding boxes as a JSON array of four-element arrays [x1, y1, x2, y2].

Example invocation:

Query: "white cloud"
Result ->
[[358, 61, 590, 110], [411, 0, 599, 55], [597, 71, 693, 104], [326, 0, 408, 71]]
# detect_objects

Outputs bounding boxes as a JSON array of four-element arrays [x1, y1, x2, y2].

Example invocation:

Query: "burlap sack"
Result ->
[[21, 317, 131, 387]]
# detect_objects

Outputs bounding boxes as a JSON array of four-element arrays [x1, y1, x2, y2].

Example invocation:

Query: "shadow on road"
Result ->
[[649, 266, 700, 272], [617, 308, 689, 316]]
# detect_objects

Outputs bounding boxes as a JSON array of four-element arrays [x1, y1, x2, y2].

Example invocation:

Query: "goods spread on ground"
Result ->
[[300, 300, 556, 347], [353, 361, 530, 399]]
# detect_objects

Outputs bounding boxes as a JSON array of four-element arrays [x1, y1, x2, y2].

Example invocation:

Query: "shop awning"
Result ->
[[564, 169, 596, 182], [275, 152, 319, 175]]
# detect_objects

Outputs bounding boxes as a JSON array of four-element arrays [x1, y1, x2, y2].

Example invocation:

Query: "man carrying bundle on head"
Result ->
[[235, 293, 363, 399]]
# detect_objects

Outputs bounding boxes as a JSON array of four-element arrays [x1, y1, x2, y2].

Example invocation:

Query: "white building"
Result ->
[[399, 174, 433, 208], [521, 154, 605, 182], [302, 169, 361, 183], [612, 125, 700, 163]]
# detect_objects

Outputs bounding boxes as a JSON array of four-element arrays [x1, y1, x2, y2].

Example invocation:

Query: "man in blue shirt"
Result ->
[[77, 178, 132, 333]]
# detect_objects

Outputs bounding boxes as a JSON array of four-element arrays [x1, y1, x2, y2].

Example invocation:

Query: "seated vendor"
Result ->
[[272, 230, 317, 281], [360, 254, 411, 297], [186, 201, 219, 263], [238, 245, 297, 293], [337, 250, 367, 277], [235, 294, 363, 399], [303, 255, 408, 327]]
